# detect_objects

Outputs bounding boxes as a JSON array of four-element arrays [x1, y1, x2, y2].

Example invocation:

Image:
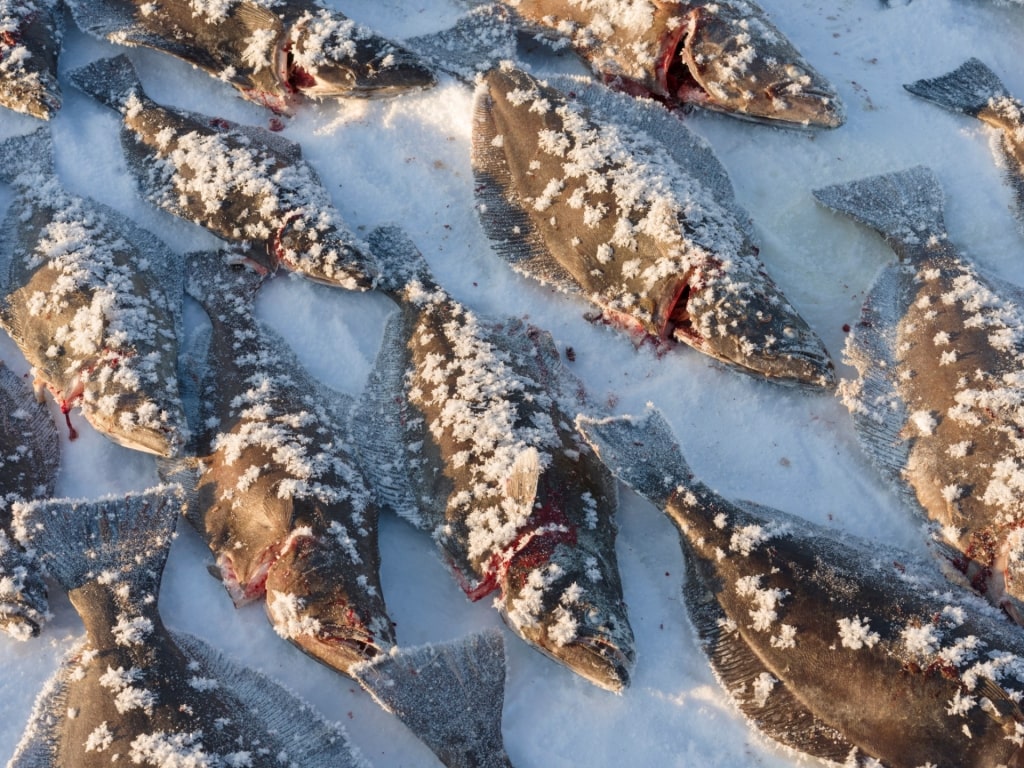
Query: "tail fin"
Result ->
[[353, 630, 513, 768], [366, 225, 435, 296], [0, 127, 56, 185], [904, 58, 1009, 117], [574, 410, 692, 510], [404, 5, 516, 83], [13, 486, 183, 594], [67, 54, 144, 112], [812, 166, 947, 251]]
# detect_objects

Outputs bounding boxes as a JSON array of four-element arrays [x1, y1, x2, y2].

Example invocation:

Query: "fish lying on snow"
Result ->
[[815, 166, 1024, 625], [905, 58, 1024, 233], [578, 408, 1024, 768], [66, 0, 435, 113], [496, 0, 844, 128], [0, 127, 187, 457], [472, 66, 835, 388], [352, 226, 635, 693], [0, 360, 57, 640], [8, 486, 368, 768], [0, 0, 62, 119], [70, 54, 377, 290]]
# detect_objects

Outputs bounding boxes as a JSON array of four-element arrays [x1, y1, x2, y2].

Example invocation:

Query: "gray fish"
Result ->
[[69, 55, 377, 290], [353, 226, 635, 693], [578, 408, 1024, 768], [815, 166, 1024, 625], [905, 58, 1024, 233], [0, 127, 187, 458], [162, 252, 394, 677], [8, 486, 366, 768], [66, 0, 435, 113], [0, 360, 57, 640], [0, 0, 62, 119], [499, 0, 844, 128], [472, 67, 835, 389]]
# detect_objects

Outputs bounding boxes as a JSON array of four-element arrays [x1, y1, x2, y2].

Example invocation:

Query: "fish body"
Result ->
[[353, 226, 635, 693], [66, 0, 435, 113], [578, 409, 1024, 767], [905, 58, 1024, 233], [504, 0, 844, 128], [0, 360, 57, 639], [472, 67, 834, 388], [0, 0, 62, 119], [9, 486, 365, 767], [169, 252, 394, 677], [815, 166, 1024, 623], [0, 128, 187, 457], [70, 55, 377, 290]]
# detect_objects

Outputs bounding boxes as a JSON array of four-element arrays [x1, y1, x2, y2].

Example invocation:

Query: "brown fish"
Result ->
[[0, 127, 187, 457], [70, 54, 377, 290], [353, 226, 635, 693], [0, 0, 62, 119]]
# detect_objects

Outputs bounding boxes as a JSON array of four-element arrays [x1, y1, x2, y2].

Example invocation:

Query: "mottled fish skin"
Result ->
[[8, 487, 364, 768], [69, 55, 378, 291], [66, 0, 435, 113], [0, 360, 57, 640], [815, 166, 1024, 626], [354, 226, 635, 693], [472, 66, 835, 389], [905, 58, 1024, 234], [578, 409, 1024, 768], [171, 253, 394, 678], [0, 128, 187, 458], [0, 0, 62, 119], [505, 0, 843, 128]]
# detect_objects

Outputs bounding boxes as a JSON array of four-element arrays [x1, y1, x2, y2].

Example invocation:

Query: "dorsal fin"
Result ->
[[904, 58, 1009, 118]]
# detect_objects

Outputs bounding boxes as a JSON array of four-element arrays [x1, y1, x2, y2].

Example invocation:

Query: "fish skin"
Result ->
[[0, 360, 57, 640], [66, 0, 435, 113], [0, 0, 62, 119], [69, 54, 378, 291], [9, 486, 365, 768], [905, 58, 1024, 233], [472, 66, 835, 389], [0, 127, 188, 458], [354, 226, 635, 693], [503, 0, 844, 128], [815, 166, 1024, 625], [168, 252, 395, 677], [577, 408, 1024, 768]]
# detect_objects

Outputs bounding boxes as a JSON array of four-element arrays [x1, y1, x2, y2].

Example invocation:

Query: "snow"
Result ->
[[4, 0, 1024, 766]]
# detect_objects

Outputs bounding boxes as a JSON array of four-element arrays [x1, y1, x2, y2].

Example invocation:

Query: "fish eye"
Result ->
[[783, 326, 798, 338]]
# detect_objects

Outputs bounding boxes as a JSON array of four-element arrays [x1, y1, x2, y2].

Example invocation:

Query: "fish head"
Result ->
[[672, 262, 835, 388], [666, 4, 844, 128], [85, 404, 188, 458], [282, 11, 436, 100]]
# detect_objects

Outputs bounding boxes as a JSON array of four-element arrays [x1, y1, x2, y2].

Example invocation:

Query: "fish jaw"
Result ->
[[283, 10, 436, 100], [670, 4, 844, 129]]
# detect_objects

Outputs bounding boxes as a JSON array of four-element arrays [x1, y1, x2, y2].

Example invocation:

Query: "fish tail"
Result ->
[[904, 58, 1009, 117], [574, 409, 695, 510], [12, 486, 183, 594], [812, 166, 947, 250], [366, 225, 436, 295], [183, 251, 266, 316], [0, 127, 55, 185], [67, 54, 144, 112]]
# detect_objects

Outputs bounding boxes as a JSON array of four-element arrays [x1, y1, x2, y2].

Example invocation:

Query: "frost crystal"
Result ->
[[837, 616, 880, 650]]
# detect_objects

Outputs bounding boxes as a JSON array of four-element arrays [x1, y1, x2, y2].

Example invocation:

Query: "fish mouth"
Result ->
[[538, 631, 634, 693], [0, 81, 61, 121], [287, 620, 391, 673]]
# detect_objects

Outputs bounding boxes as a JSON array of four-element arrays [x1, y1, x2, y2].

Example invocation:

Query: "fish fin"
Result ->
[[350, 307, 425, 527], [12, 486, 183, 594], [170, 631, 368, 767], [505, 447, 540, 509], [471, 77, 580, 293], [352, 630, 513, 768], [0, 127, 56, 185], [366, 225, 435, 295], [0, 529, 49, 641], [404, 4, 516, 84], [6, 642, 74, 768], [904, 58, 1009, 118], [67, 54, 142, 111], [681, 549, 858, 763], [0, 361, 60, 500], [575, 410, 692, 511], [813, 166, 947, 252]]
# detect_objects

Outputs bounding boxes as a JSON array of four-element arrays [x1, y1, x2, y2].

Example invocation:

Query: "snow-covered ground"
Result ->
[[3, 0, 1024, 765]]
